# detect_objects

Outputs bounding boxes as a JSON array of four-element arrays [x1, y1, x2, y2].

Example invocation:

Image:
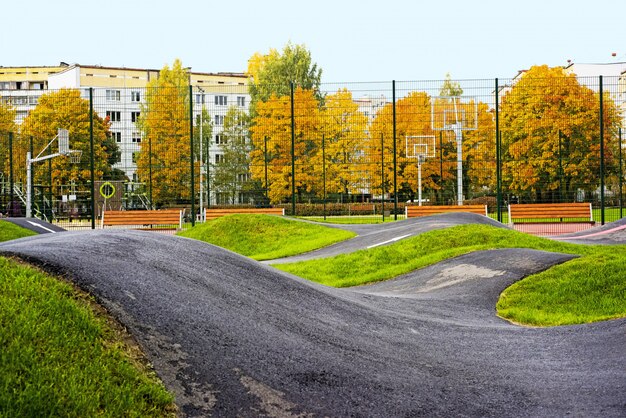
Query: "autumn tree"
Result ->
[[250, 88, 321, 204], [500, 65, 621, 202], [136, 59, 191, 206], [0, 103, 16, 187], [16, 89, 113, 190], [367, 92, 440, 201], [313, 89, 369, 199], [211, 107, 252, 203], [247, 43, 323, 116]]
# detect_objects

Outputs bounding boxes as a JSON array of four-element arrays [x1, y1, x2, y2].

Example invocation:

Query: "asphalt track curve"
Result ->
[[552, 216, 626, 245], [1, 220, 624, 417], [268, 212, 508, 264], [2, 217, 65, 234]]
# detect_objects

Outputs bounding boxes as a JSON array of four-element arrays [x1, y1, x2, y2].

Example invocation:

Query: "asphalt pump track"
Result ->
[[0, 214, 624, 417]]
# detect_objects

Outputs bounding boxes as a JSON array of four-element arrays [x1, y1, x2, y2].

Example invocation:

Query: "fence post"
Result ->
[[618, 127, 624, 219], [264, 136, 269, 200], [381, 133, 385, 221], [392, 80, 398, 220], [599, 76, 605, 225], [495, 78, 503, 223], [322, 134, 326, 221], [189, 85, 195, 226], [290, 81, 296, 216], [29, 137, 33, 217], [148, 137, 153, 209], [89, 88, 95, 229], [208, 132, 211, 207], [9, 132, 14, 215], [48, 159, 52, 221]]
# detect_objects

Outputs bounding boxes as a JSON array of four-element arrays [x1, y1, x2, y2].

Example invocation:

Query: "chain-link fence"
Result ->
[[1, 73, 624, 233]]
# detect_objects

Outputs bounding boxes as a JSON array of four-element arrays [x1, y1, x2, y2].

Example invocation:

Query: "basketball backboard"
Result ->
[[431, 96, 478, 131], [406, 135, 435, 160]]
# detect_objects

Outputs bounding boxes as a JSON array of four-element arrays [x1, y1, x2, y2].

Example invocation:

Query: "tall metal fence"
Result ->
[[1, 74, 624, 231]]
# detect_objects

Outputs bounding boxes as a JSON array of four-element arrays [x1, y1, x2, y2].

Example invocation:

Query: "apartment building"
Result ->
[[0, 63, 251, 204]]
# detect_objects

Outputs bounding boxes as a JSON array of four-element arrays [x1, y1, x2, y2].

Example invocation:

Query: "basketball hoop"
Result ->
[[431, 96, 478, 206], [69, 150, 82, 164], [406, 135, 435, 206]]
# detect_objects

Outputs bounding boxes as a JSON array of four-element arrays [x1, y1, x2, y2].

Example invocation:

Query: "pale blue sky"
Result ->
[[2, 0, 624, 82]]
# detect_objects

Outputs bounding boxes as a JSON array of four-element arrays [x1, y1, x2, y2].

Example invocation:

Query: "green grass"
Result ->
[[0, 220, 37, 241], [0, 220, 177, 416], [0, 257, 176, 417], [272, 224, 626, 326], [298, 215, 405, 224], [178, 214, 356, 260]]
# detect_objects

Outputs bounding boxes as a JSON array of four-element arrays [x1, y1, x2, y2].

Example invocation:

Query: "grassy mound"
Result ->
[[273, 224, 626, 326], [0, 220, 37, 241], [178, 214, 356, 260], [0, 221, 177, 416]]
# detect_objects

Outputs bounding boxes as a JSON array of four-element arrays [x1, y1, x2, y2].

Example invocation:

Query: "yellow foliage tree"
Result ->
[[315, 89, 369, 197], [500, 65, 621, 201], [136, 59, 191, 206], [0, 103, 17, 183], [16, 89, 111, 189], [250, 88, 321, 203], [367, 92, 440, 200]]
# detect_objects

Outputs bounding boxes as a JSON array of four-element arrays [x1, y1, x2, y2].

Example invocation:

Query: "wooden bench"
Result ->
[[101, 209, 184, 230], [405, 204, 487, 218], [204, 207, 285, 221], [508, 203, 594, 225]]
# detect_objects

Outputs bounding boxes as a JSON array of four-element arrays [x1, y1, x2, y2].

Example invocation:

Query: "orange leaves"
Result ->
[[500, 65, 622, 198], [16, 89, 110, 187], [136, 61, 191, 204]]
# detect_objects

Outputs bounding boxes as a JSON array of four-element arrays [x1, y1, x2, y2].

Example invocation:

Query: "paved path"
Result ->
[[268, 212, 507, 264], [1, 216, 624, 417]]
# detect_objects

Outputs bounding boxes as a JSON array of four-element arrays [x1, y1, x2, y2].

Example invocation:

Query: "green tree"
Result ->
[[194, 107, 213, 168], [439, 73, 463, 97], [136, 59, 191, 206], [247, 42, 323, 115], [211, 107, 252, 203]]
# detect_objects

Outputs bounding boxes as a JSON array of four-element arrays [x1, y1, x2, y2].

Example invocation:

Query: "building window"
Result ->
[[131, 111, 140, 123], [111, 132, 122, 142], [215, 115, 224, 125], [132, 152, 139, 164], [215, 134, 228, 145], [215, 95, 227, 106], [106, 90, 121, 101], [13, 96, 28, 105], [237, 96, 246, 107], [215, 154, 224, 164], [131, 91, 141, 102], [106, 111, 121, 122], [131, 133, 141, 143]]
